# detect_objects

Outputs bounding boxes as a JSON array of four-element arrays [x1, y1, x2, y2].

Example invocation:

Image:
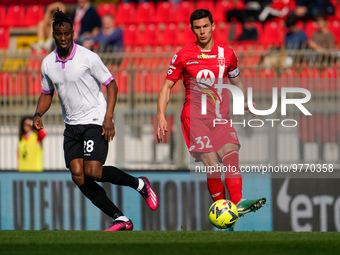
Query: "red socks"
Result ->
[[222, 150, 243, 204], [207, 176, 226, 202]]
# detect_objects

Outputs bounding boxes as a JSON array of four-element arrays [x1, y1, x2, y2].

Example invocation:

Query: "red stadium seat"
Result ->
[[215, 22, 231, 45], [0, 72, 10, 96], [288, 0, 296, 10], [321, 67, 338, 91], [24, 5, 44, 27], [115, 70, 128, 94], [196, 0, 215, 13], [336, 3, 340, 20], [0, 6, 6, 26], [295, 20, 305, 30], [176, 1, 195, 23], [0, 27, 9, 49], [233, 22, 243, 41], [123, 24, 138, 47], [140, 24, 158, 46], [155, 1, 175, 24], [305, 21, 318, 39], [26, 72, 41, 95], [135, 2, 156, 24], [277, 68, 298, 89], [234, 0, 246, 10], [215, 0, 235, 22], [158, 23, 178, 46], [1, 71, 25, 96], [116, 3, 136, 26], [258, 68, 276, 92], [262, 21, 284, 46], [178, 24, 196, 46], [96, 3, 116, 18], [5, 5, 25, 27], [299, 67, 319, 90]]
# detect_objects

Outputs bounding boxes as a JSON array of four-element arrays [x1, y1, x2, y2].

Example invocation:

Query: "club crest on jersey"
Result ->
[[171, 54, 177, 64], [196, 69, 215, 87], [198, 53, 217, 59], [218, 57, 225, 66]]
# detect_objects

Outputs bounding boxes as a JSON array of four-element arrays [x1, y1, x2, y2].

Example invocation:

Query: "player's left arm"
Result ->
[[102, 79, 118, 141], [229, 75, 256, 114]]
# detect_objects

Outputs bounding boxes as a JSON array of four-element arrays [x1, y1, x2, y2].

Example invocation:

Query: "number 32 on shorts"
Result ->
[[195, 136, 213, 150], [84, 140, 94, 153]]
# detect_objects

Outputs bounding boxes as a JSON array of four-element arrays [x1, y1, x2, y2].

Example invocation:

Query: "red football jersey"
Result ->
[[166, 42, 239, 120]]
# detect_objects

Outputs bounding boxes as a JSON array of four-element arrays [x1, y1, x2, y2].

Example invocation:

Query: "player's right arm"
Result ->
[[157, 53, 183, 142], [33, 93, 53, 131], [157, 79, 176, 142], [34, 60, 54, 131]]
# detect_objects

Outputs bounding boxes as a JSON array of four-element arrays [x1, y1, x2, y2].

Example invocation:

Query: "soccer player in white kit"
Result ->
[[33, 9, 158, 231]]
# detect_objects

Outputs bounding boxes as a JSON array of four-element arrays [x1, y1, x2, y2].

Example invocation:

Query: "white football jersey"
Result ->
[[41, 42, 114, 125]]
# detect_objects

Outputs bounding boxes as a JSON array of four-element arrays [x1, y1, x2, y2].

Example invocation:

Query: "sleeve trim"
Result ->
[[102, 76, 114, 86], [41, 89, 54, 94]]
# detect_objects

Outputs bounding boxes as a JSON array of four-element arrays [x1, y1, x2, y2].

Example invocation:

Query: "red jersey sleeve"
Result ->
[[166, 53, 184, 82], [228, 51, 240, 78]]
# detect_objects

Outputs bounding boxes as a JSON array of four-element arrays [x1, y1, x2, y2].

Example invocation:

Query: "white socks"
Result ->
[[115, 216, 129, 222], [136, 178, 145, 192]]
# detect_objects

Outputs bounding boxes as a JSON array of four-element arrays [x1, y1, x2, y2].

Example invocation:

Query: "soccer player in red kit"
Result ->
[[156, 9, 266, 216]]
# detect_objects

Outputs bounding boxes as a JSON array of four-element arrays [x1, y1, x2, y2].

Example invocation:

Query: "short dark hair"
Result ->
[[285, 15, 297, 28], [190, 9, 213, 27], [315, 12, 327, 21], [19, 116, 33, 140], [52, 8, 73, 30]]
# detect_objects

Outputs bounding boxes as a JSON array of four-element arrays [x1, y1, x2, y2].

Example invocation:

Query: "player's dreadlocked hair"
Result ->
[[52, 8, 73, 30], [190, 9, 213, 27]]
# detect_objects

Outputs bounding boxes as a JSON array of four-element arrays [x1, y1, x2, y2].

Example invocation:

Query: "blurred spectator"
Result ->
[[72, 0, 102, 44], [31, 1, 66, 52], [227, 1, 266, 23], [258, 0, 290, 22], [239, 22, 259, 41], [83, 14, 123, 53], [284, 15, 308, 50], [309, 12, 335, 51], [294, 0, 335, 20], [18, 116, 46, 172]]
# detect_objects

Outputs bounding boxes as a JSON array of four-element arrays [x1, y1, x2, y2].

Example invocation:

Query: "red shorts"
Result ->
[[181, 117, 240, 161]]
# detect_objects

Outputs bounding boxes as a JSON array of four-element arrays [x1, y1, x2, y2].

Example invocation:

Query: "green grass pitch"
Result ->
[[0, 231, 339, 255]]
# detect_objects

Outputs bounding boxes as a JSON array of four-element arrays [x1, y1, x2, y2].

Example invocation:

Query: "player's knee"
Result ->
[[84, 164, 101, 180], [71, 169, 84, 186]]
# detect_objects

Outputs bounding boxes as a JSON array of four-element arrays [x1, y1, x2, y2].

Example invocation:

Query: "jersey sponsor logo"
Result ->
[[218, 57, 225, 66], [196, 69, 215, 87], [230, 132, 238, 140], [171, 54, 177, 64], [167, 69, 173, 75], [169, 65, 176, 70], [198, 53, 217, 59], [187, 61, 199, 65]]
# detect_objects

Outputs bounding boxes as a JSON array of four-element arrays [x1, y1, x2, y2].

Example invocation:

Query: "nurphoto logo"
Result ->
[[197, 79, 312, 128]]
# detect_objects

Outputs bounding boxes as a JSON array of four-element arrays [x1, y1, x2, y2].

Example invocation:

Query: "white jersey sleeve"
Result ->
[[88, 52, 114, 86], [41, 60, 54, 94]]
